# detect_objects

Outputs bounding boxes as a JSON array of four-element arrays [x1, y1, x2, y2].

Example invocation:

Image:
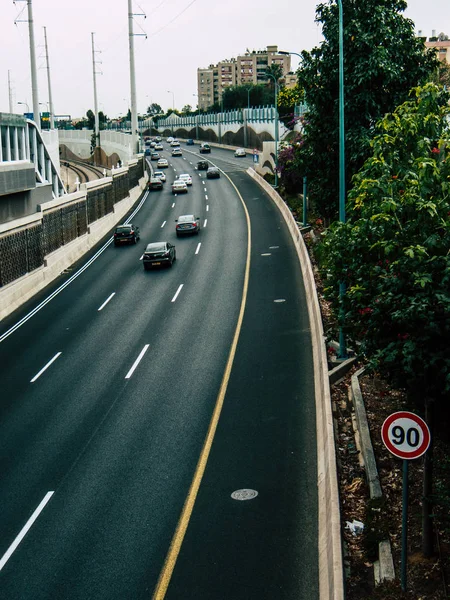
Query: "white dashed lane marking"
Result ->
[[30, 352, 62, 383], [125, 345, 150, 379], [98, 292, 115, 311], [171, 284, 184, 303]]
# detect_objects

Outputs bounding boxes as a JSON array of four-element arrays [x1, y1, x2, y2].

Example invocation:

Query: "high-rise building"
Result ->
[[197, 46, 292, 110]]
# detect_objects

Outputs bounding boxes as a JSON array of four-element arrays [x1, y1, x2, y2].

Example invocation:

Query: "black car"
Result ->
[[206, 167, 220, 179], [176, 214, 201, 237], [148, 177, 163, 191], [199, 143, 211, 154], [143, 242, 176, 269], [114, 224, 140, 245], [197, 160, 209, 170]]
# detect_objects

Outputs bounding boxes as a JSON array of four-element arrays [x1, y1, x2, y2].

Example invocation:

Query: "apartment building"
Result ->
[[197, 45, 292, 110], [422, 30, 450, 63]]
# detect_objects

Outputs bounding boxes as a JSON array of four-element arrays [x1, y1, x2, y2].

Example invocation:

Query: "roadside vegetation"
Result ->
[[275, 0, 450, 596]]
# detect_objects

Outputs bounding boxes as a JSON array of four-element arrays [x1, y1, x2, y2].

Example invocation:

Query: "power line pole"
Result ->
[[8, 70, 13, 113], [14, 0, 40, 128], [27, 0, 40, 129], [91, 32, 101, 147], [43, 27, 54, 129], [127, 0, 146, 156]]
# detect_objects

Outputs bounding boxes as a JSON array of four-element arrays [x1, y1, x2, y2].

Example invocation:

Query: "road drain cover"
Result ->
[[231, 489, 258, 501]]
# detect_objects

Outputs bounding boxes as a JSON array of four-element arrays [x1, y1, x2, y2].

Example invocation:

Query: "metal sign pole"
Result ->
[[381, 412, 431, 593], [401, 459, 409, 591]]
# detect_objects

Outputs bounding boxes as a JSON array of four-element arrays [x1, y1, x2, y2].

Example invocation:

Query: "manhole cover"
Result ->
[[231, 489, 258, 501]]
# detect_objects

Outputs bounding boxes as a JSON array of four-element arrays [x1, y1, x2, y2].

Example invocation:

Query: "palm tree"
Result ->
[[266, 63, 284, 86]]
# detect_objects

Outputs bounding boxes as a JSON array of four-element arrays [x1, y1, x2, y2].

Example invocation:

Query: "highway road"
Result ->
[[0, 142, 318, 599]]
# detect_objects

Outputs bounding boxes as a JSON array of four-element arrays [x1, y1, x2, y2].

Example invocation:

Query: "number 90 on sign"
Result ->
[[381, 411, 431, 460]]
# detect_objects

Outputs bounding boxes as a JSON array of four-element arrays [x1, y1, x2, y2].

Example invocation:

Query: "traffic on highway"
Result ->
[[0, 141, 319, 599]]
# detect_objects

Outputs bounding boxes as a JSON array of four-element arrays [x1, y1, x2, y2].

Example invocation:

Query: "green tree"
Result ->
[[181, 104, 193, 114], [147, 103, 162, 115], [278, 85, 304, 127], [319, 83, 450, 402], [266, 63, 284, 85], [220, 84, 275, 110], [86, 109, 95, 130], [294, 0, 439, 220]]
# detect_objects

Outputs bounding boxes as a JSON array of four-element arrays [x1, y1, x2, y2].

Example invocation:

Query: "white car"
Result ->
[[170, 140, 181, 147], [157, 158, 169, 168], [172, 180, 188, 194], [235, 148, 247, 157], [153, 171, 166, 182], [155, 143, 164, 151], [178, 173, 192, 186], [167, 137, 174, 143]]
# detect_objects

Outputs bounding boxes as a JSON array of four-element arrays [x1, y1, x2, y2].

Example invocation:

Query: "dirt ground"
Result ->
[[304, 229, 450, 599]]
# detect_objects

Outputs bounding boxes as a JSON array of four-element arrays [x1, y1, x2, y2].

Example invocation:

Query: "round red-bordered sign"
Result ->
[[381, 411, 431, 460]]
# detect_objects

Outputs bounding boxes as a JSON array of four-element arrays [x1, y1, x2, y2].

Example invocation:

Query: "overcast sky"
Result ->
[[1, 0, 449, 120]]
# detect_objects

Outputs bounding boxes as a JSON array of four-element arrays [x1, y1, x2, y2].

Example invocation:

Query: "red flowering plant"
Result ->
[[277, 133, 306, 195], [317, 83, 450, 404]]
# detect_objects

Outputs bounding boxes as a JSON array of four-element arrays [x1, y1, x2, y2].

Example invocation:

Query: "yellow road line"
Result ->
[[152, 172, 252, 599]]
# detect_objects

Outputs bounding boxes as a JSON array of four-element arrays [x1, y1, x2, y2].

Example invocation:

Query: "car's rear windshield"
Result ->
[[146, 243, 166, 252], [116, 226, 131, 233]]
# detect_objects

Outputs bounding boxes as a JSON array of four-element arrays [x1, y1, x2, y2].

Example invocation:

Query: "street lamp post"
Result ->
[[167, 90, 175, 135], [18, 101, 30, 114], [281, 23, 347, 357], [193, 94, 199, 140], [265, 73, 279, 188], [337, 0, 347, 359]]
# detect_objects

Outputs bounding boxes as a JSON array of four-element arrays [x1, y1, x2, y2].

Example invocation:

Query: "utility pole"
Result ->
[[128, 0, 146, 156], [43, 27, 54, 129], [27, 0, 40, 129], [8, 70, 13, 113], [14, 0, 40, 128], [91, 32, 100, 147], [128, 0, 138, 155]]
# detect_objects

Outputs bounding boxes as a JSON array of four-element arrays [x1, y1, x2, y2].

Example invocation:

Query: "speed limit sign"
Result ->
[[381, 411, 430, 460]]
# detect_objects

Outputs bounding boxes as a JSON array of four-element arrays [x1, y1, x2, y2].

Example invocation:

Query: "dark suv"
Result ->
[[199, 143, 211, 154], [197, 160, 209, 170], [113, 224, 140, 246]]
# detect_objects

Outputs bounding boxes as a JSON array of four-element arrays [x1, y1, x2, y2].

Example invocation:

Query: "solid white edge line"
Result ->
[[171, 284, 184, 303], [125, 344, 150, 379], [0, 491, 54, 571], [30, 352, 62, 383], [0, 191, 150, 344], [98, 292, 115, 311], [195, 243, 201, 255], [161, 221, 166, 228]]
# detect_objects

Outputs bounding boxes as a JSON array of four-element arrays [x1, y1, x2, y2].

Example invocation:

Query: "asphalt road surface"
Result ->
[[0, 141, 318, 599]]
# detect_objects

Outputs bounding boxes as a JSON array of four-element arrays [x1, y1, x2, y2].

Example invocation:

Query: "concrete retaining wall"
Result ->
[[58, 130, 134, 164], [246, 168, 344, 600], [0, 175, 147, 321]]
